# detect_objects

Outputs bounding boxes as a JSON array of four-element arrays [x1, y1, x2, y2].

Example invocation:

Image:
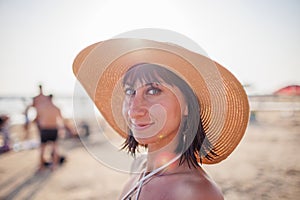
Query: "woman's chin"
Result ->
[[134, 136, 155, 145]]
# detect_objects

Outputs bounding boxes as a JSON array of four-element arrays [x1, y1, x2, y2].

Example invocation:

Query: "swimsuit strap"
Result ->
[[135, 171, 146, 200], [121, 154, 181, 200]]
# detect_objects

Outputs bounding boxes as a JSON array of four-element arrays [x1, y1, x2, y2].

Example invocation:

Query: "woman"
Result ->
[[73, 38, 249, 199]]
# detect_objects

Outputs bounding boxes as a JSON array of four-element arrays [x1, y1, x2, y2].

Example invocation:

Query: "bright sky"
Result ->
[[0, 0, 299, 96]]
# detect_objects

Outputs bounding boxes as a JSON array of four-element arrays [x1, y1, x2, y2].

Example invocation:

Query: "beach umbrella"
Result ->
[[274, 85, 300, 96]]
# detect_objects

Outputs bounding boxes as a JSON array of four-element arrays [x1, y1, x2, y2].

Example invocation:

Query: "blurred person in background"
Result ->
[[30, 85, 64, 171], [0, 114, 10, 153]]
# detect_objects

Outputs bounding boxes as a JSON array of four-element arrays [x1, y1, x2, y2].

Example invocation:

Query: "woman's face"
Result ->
[[122, 80, 187, 146]]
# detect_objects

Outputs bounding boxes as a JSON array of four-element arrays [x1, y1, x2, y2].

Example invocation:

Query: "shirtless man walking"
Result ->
[[32, 85, 64, 171]]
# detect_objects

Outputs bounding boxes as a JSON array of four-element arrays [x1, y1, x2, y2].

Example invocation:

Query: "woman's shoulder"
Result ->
[[119, 165, 224, 200], [177, 171, 224, 200], [157, 166, 224, 200]]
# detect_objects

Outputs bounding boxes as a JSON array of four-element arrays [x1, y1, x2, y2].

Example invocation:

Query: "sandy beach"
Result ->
[[0, 110, 300, 200]]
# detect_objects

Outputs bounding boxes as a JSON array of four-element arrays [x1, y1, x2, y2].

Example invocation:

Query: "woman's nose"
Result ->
[[128, 94, 147, 119]]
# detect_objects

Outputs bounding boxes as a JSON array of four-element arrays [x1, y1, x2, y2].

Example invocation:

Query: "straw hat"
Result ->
[[73, 38, 249, 164]]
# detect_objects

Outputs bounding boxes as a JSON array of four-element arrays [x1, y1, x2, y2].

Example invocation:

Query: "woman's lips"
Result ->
[[130, 122, 154, 131]]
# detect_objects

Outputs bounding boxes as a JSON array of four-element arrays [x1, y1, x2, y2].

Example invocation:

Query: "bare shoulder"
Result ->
[[171, 168, 224, 200]]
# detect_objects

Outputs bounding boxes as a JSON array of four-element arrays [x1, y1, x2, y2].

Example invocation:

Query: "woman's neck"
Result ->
[[146, 137, 180, 172]]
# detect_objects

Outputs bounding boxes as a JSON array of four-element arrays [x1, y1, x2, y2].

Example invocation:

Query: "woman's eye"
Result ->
[[147, 87, 161, 95], [124, 88, 135, 96]]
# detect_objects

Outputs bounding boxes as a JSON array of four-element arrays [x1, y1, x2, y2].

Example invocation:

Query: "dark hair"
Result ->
[[121, 63, 216, 167]]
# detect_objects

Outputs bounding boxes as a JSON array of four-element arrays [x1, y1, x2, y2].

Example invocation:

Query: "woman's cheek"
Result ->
[[148, 104, 167, 135]]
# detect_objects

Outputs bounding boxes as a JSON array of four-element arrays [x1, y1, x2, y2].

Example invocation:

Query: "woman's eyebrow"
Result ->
[[124, 82, 159, 88], [145, 83, 154, 87], [145, 82, 161, 87], [123, 82, 135, 88]]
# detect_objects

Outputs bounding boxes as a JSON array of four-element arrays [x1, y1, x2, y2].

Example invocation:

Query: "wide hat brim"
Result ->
[[73, 38, 249, 164]]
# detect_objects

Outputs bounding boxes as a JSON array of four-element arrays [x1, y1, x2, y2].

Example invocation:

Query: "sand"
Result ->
[[0, 111, 299, 200]]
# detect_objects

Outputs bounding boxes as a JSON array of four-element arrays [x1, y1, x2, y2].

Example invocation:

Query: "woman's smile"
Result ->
[[130, 121, 154, 131]]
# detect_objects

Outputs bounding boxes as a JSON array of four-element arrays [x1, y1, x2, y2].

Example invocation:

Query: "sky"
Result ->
[[0, 0, 299, 97]]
